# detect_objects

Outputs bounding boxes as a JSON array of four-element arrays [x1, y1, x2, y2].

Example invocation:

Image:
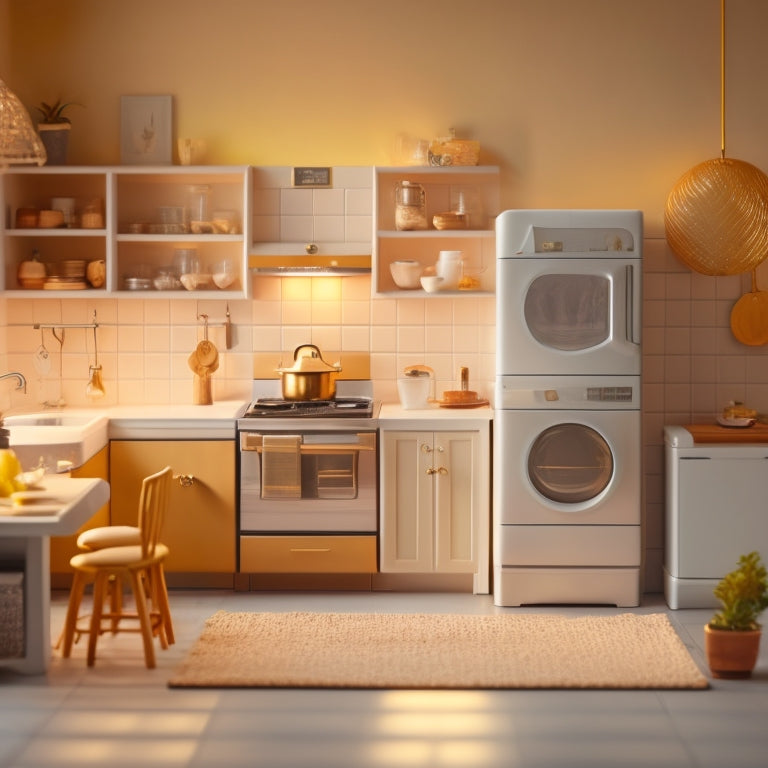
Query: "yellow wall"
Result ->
[[9, 0, 767, 236]]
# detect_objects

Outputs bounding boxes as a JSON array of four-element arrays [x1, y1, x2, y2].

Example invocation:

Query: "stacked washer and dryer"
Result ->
[[493, 210, 643, 607]]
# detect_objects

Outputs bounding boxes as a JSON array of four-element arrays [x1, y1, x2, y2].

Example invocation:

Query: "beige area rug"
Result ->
[[168, 611, 708, 690]]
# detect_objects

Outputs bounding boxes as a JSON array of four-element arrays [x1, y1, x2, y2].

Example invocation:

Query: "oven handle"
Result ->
[[240, 432, 376, 452]]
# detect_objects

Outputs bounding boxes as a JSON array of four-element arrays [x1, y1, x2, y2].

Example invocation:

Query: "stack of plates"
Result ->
[[44, 260, 87, 290]]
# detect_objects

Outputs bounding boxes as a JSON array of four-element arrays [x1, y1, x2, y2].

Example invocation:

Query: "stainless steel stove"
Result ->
[[237, 380, 379, 535]]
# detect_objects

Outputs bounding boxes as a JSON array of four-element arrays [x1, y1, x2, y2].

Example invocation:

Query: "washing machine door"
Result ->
[[527, 423, 612, 503], [494, 408, 641, 524]]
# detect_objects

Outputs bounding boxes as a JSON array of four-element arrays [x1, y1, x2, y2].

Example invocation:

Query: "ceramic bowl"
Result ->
[[390, 260, 423, 289], [180, 273, 212, 291], [420, 275, 444, 293]]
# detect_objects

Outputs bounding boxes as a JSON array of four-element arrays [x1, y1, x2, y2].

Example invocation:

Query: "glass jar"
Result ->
[[188, 184, 211, 224], [395, 181, 427, 231]]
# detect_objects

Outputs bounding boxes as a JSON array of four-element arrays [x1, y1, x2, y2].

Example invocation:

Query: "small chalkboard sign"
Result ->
[[292, 167, 332, 187]]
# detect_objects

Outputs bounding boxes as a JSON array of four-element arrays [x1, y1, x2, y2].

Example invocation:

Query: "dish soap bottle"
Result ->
[[0, 421, 23, 497]]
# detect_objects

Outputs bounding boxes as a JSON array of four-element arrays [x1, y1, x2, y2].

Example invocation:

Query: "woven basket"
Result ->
[[665, 157, 768, 275]]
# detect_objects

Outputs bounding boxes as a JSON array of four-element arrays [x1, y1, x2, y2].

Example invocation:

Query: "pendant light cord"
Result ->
[[721, 0, 726, 158]]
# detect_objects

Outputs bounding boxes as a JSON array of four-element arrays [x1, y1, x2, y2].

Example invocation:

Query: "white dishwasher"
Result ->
[[664, 425, 768, 609]]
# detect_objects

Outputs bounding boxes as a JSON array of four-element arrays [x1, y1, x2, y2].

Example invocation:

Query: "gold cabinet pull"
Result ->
[[175, 473, 195, 487], [290, 547, 331, 553]]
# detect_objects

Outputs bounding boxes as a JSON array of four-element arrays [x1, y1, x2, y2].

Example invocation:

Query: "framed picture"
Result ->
[[120, 95, 173, 164]]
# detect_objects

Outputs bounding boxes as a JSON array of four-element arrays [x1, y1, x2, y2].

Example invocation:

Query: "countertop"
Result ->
[[0, 475, 110, 536], [107, 400, 247, 439], [378, 402, 493, 430], [7, 400, 494, 462], [666, 423, 768, 446]]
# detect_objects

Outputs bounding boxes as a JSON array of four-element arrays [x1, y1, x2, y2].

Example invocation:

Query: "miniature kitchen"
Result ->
[[2, 0, 768, 648], [7, 4, 768, 767]]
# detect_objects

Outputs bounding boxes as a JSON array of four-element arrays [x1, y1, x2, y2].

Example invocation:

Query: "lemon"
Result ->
[[0, 449, 24, 497]]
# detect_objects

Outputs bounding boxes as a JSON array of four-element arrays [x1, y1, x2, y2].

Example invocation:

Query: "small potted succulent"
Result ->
[[705, 551, 768, 679], [35, 98, 81, 165]]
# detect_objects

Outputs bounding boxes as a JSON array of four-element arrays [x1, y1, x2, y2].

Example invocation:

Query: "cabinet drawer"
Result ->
[[240, 535, 376, 573]]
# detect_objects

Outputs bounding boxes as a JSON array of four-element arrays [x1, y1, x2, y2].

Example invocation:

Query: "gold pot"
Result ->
[[277, 344, 341, 401]]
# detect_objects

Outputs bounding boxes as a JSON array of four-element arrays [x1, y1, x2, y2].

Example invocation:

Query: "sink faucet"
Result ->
[[0, 372, 27, 393]]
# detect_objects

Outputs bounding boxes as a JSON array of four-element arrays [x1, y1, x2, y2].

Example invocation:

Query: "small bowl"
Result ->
[[180, 273, 213, 291], [420, 275, 444, 293], [390, 260, 423, 289]]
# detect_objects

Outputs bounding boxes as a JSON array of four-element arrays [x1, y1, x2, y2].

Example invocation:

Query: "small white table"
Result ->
[[0, 475, 110, 674]]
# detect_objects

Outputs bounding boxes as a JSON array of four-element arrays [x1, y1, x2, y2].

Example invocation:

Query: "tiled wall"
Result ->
[[251, 167, 372, 249], [1, 280, 496, 412]]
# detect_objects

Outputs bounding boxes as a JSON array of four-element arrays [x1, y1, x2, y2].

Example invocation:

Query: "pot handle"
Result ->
[[294, 344, 322, 360]]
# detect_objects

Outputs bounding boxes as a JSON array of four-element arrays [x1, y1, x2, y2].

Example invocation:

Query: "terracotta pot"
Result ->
[[704, 624, 762, 679]]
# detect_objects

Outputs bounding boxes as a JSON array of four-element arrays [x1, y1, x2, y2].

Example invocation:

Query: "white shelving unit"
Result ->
[[1, 165, 252, 298], [373, 166, 500, 297]]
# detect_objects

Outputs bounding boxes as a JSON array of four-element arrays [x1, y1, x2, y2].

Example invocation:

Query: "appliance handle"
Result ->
[[626, 264, 641, 345]]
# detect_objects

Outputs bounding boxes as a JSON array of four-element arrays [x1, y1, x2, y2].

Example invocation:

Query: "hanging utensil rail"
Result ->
[[34, 309, 99, 331]]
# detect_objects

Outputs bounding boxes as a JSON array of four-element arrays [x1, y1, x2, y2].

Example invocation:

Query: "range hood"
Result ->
[[249, 244, 371, 276]]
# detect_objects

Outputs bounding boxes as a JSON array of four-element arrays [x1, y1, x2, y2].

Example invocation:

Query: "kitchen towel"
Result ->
[[168, 611, 708, 690], [261, 435, 301, 498]]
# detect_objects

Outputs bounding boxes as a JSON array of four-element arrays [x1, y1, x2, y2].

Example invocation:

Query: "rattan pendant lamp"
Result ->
[[665, 0, 768, 276], [0, 77, 46, 167]]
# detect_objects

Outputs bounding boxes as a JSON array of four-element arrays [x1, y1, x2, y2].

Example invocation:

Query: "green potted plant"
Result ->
[[35, 99, 81, 165], [704, 551, 768, 679]]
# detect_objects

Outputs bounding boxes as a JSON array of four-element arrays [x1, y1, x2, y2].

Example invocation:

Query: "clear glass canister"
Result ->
[[188, 184, 211, 224], [395, 181, 427, 231]]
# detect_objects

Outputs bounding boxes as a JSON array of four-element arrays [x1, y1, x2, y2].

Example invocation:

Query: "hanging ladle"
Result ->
[[86, 319, 105, 399]]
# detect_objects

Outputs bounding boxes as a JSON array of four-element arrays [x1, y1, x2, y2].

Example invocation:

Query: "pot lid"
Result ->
[[277, 344, 342, 374]]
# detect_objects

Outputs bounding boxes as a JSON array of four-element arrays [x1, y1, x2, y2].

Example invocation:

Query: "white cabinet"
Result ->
[[664, 426, 768, 609], [380, 429, 489, 593], [1, 165, 251, 297], [373, 166, 499, 297]]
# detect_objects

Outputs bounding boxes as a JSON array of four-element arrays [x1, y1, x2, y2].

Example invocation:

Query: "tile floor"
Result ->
[[1, 590, 767, 768]]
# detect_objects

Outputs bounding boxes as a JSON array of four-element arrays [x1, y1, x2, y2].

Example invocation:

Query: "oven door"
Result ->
[[239, 430, 378, 532]]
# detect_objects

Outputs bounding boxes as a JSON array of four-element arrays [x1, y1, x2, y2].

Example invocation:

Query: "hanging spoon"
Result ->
[[86, 322, 105, 399], [33, 326, 51, 376]]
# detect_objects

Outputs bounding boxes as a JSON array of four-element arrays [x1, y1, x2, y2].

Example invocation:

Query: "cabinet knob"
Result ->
[[426, 466, 449, 476], [421, 444, 433, 454], [175, 473, 195, 487]]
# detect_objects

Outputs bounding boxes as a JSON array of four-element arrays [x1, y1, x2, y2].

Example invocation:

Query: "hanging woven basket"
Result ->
[[665, 157, 768, 276]]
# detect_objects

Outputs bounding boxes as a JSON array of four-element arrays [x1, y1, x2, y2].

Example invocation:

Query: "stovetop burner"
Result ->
[[242, 397, 375, 419]]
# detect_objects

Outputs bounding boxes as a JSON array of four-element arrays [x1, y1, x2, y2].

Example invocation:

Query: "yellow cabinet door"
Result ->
[[110, 440, 235, 573]]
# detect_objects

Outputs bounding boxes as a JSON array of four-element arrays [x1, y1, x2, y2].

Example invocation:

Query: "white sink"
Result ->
[[4, 410, 109, 471]]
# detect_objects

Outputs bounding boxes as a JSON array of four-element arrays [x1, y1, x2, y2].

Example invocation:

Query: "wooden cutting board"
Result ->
[[684, 423, 768, 443]]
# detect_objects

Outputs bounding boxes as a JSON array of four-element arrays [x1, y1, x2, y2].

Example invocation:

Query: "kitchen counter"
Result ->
[[379, 403, 493, 430], [0, 475, 110, 674], [107, 400, 246, 439], [8, 400, 493, 467]]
